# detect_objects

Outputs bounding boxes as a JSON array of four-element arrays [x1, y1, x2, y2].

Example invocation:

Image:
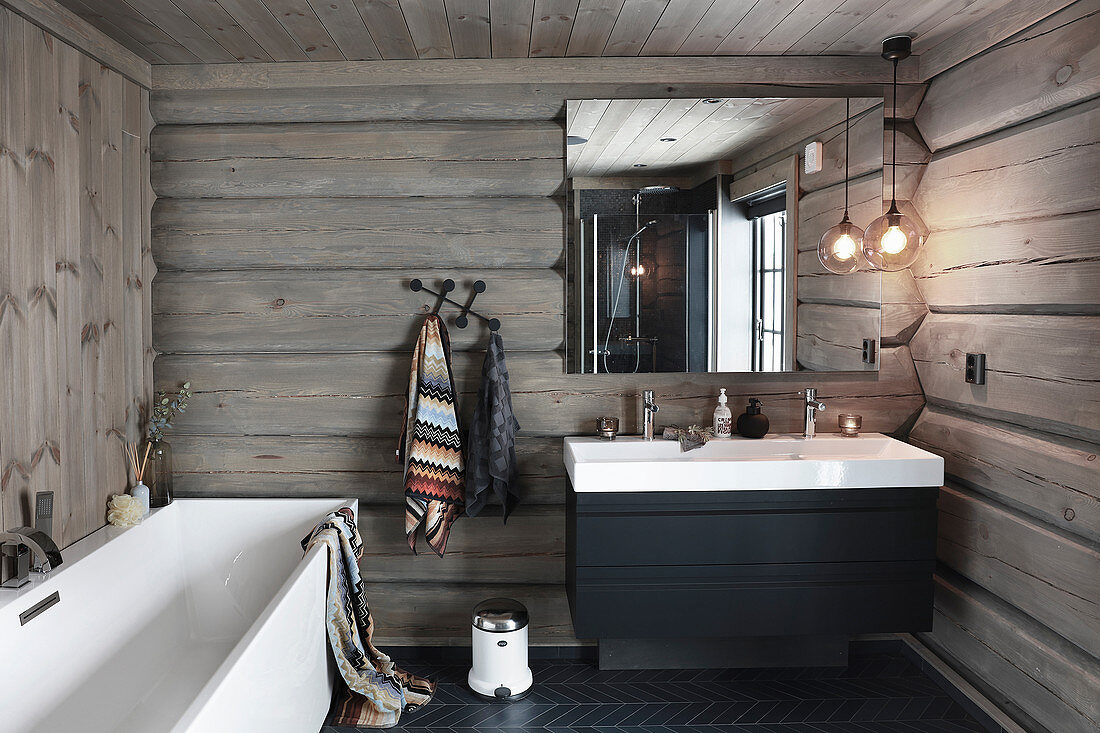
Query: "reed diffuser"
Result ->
[[125, 441, 152, 516]]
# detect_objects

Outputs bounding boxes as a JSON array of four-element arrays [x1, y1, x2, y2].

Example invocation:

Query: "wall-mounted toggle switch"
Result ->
[[965, 353, 986, 384], [862, 338, 877, 365]]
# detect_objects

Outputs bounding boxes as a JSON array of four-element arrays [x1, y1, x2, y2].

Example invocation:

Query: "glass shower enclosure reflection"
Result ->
[[579, 213, 711, 373]]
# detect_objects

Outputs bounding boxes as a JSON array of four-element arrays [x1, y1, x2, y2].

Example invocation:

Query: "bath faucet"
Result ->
[[802, 388, 826, 438], [642, 390, 660, 441], [0, 527, 63, 589]]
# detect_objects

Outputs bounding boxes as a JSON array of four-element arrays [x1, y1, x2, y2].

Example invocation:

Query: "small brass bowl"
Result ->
[[838, 413, 862, 437], [596, 416, 619, 440]]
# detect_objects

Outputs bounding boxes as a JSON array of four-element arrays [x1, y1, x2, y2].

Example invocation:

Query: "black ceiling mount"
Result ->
[[881, 35, 912, 61]]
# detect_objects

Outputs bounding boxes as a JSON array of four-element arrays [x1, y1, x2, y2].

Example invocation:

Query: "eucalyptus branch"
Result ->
[[147, 381, 193, 443]]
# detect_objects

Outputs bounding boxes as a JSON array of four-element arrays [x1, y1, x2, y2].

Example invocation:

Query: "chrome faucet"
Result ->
[[0, 527, 63, 589], [802, 388, 826, 438], [642, 390, 660, 441]]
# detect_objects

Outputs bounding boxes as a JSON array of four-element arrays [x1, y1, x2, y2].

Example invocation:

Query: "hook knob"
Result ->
[[455, 314, 469, 328], [488, 318, 501, 331], [473, 280, 486, 293], [409, 278, 423, 292], [442, 279, 456, 293]]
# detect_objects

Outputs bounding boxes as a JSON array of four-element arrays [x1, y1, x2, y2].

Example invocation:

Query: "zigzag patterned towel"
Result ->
[[302, 508, 435, 728], [399, 314, 465, 557]]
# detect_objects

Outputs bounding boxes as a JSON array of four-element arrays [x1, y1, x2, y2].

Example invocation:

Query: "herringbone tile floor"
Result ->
[[322, 650, 990, 732]]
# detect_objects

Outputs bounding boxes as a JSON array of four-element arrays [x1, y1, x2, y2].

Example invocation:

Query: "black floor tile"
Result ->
[[327, 650, 992, 732]]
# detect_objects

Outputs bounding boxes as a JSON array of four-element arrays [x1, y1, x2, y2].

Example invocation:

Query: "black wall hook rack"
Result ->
[[409, 278, 501, 331]]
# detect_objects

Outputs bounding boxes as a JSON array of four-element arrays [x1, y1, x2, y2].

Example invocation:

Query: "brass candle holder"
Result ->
[[838, 413, 862, 437]]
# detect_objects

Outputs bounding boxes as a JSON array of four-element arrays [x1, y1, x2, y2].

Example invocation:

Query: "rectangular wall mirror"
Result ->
[[565, 97, 884, 374]]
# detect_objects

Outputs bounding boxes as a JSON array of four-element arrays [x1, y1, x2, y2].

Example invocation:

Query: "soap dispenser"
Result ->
[[737, 398, 770, 439], [713, 388, 732, 438]]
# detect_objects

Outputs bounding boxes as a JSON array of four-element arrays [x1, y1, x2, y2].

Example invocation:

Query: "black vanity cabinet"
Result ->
[[566, 487, 938, 668]]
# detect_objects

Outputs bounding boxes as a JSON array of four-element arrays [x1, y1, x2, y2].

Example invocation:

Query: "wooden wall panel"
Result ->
[[168, 434, 568, 504], [910, 313, 1099, 443], [913, 98, 1099, 231], [150, 68, 930, 646], [937, 483, 1100, 658], [358, 505, 565, 584], [152, 157, 564, 198], [151, 270, 564, 353], [911, 211, 1100, 315], [794, 304, 878, 372], [1, 10, 30, 545], [0, 0, 151, 86], [151, 197, 565, 270], [915, 1, 1100, 151], [367, 581, 576, 646], [910, 407, 1099, 544], [910, 11, 1100, 730], [150, 119, 564, 160], [927, 570, 1100, 733], [0, 5, 150, 582]]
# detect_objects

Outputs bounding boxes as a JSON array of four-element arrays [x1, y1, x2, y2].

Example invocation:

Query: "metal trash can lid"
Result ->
[[472, 598, 528, 632]]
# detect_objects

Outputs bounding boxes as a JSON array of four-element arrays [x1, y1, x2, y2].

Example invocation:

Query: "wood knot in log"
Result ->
[[28, 147, 56, 171], [0, 292, 21, 323], [81, 322, 100, 344], [2, 460, 31, 489]]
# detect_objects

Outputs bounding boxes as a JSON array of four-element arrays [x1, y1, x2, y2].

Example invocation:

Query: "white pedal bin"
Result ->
[[468, 598, 533, 700]]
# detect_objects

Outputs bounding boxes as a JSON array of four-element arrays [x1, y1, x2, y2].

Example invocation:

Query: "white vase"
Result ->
[[131, 482, 150, 516]]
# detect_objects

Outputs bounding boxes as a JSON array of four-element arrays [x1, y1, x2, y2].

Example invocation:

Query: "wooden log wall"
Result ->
[[905, 3, 1100, 731], [149, 61, 931, 646], [0, 3, 151, 582]]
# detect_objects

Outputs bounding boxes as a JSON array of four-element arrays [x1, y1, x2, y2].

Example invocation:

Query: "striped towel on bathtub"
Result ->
[[303, 508, 435, 728]]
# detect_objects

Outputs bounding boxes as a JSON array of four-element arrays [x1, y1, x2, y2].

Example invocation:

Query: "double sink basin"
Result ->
[[564, 433, 944, 492]]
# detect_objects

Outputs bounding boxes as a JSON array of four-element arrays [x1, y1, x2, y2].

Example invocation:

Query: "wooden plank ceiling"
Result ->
[[567, 96, 836, 177], [58, 0, 1022, 65]]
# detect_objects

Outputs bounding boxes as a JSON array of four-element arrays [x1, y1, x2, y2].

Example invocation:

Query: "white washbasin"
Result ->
[[564, 434, 944, 492]]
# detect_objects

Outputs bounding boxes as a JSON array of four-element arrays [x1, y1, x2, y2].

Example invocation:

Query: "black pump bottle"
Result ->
[[736, 398, 770, 439]]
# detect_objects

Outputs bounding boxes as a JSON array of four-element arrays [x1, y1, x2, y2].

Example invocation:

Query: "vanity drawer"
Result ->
[[569, 560, 935, 639], [569, 487, 938, 567]]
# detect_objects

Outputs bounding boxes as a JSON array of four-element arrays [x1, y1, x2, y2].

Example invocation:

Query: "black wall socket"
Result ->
[[965, 353, 986, 384], [862, 338, 877, 365]]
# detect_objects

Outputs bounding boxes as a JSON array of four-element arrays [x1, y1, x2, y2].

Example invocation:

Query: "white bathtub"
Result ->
[[0, 498, 355, 733]]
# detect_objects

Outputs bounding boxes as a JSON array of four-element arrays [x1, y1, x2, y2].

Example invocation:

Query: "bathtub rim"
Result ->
[[0, 502, 175, 617]]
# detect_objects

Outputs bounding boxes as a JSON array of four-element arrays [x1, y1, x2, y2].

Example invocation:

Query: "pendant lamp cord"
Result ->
[[890, 57, 898, 206], [844, 98, 850, 215]]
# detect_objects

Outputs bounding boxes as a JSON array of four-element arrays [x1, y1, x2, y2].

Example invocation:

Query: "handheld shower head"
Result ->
[[629, 220, 658, 239]]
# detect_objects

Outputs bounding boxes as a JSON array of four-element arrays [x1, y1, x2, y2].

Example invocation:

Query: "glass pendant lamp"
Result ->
[[863, 36, 923, 272], [818, 98, 866, 274]]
